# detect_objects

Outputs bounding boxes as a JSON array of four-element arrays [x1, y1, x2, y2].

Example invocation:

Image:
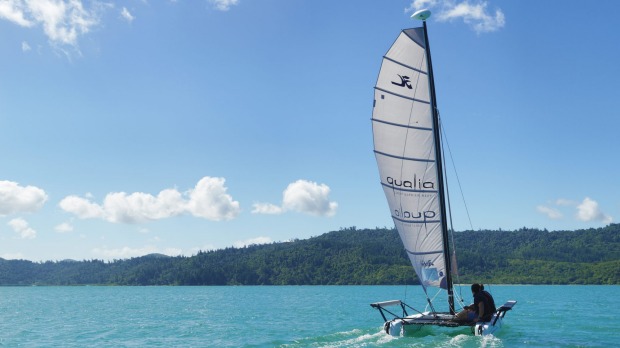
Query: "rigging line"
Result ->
[[439, 115, 456, 236], [422, 285, 438, 314], [404, 281, 408, 307], [453, 290, 466, 310], [437, 113, 460, 312], [438, 111, 469, 304], [426, 288, 443, 314], [486, 283, 493, 298], [439, 115, 474, 231]]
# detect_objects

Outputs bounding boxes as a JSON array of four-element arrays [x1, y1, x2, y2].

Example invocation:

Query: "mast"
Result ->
[[415, 10, 455, 314]]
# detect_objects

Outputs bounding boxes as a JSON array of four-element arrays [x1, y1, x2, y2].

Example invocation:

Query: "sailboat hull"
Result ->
[[384, 313, 506, 337], [473, 316, 506, 336], [381, 301, 517, 337], [384, 312, 466, 337]]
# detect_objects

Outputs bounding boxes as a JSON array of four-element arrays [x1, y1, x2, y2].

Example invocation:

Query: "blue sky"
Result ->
[[1, 0, 618, 261]]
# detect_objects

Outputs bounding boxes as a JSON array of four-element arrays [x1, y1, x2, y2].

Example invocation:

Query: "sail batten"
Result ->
[[374, 150, 435, 163], [372, 26, 451, 294], [374, 87, 431, 104], [381, 186, 436, 195], [371, 118, 433, 131], [382, 56, 429, 75], [393, 218, 441, 224], [406, 249, 443, 256]]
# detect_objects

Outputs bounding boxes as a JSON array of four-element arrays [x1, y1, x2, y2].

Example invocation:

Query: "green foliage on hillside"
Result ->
[[1, 224, 619, 286]]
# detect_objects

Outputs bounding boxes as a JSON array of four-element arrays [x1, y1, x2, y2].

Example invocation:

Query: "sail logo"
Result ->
[[386, 176, 434, 190], [421, 260, 435, 267], [394, 209, 436, 220], [391, 74, 412, 89]]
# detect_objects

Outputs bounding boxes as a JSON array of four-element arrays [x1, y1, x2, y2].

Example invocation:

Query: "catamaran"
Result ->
[[369, 9, 516, 337]]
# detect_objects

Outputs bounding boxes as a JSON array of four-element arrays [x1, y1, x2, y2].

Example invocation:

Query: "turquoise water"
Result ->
[[0, 285, 617, 347]]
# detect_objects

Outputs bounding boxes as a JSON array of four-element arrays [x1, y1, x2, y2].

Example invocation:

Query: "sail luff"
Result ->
[[421, 20, 454, 314]]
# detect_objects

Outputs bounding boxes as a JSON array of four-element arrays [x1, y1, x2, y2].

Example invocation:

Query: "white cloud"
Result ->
[[251, 202, 283, 215], [283, 180, 338, 216], [555, 198, 576, 206], [21, 41, 31, 51], [407, 0, 505, 33], [0, 0, 103, 48], [103, 189, 186, 223], [536, 205, 562, 220], [0, 252, 25, 260], [0, 180, 48, 216], [0, 0, 34, 26], [55, 222, 74, 233], [406, 0, 437, 12], [538, 197, 613, 225], [233, 236, 272, 248], [120, 7, 134, 23], [252, 180, 338, 217], [576, 197, 612, 224], [8, 217, 37, 239], [91, 245, 183, 259], [209, 0, 238, 11], [59, 195, 105, 219], [185, 177, 240, 221], [2, 0, 238, 52], [59, 176, 240, 224]]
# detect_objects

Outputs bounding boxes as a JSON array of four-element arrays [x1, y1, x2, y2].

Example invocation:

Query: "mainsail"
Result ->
[[371, 27, 453, 298]]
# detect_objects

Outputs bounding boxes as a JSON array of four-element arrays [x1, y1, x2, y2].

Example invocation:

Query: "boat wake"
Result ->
[[280, 325, 505, 347], [280, 328, 398, 347], [446, 333, 503, 348]]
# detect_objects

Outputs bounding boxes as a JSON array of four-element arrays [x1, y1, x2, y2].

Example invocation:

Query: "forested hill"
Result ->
[[1, 225, 619, 285]]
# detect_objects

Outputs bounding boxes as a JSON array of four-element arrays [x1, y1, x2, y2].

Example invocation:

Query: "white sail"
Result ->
[[372, 28, 449, 290]]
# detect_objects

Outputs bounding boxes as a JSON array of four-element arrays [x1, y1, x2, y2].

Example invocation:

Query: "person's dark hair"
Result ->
[[471, 283, 481, 293], [480, 283, 485, 291]]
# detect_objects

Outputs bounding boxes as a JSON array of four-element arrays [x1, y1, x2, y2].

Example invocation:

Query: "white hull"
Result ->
[[384, 309, 510, 337], [473, 314, 506, 336]]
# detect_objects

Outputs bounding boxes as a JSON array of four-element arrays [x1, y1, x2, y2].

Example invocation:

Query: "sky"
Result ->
[[1, 0, 619, 261]]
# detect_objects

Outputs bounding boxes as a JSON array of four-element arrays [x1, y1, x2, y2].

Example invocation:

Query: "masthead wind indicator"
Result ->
[[411, 9, 431, 21]]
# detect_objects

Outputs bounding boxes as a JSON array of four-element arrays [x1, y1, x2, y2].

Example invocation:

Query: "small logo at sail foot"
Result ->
[[421, 260, 435, 267], [391, 74, 412, 89]]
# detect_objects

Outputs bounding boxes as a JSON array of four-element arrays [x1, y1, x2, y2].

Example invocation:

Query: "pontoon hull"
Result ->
[[384, 312, 507, 337], [373, 300, 517, 337]]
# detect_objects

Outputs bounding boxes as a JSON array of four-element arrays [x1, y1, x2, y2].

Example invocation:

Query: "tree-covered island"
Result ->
[[1, 224, 618, 285]]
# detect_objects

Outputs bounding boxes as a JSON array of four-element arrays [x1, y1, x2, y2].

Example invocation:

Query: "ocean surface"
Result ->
[[0, 285, 617, 347]]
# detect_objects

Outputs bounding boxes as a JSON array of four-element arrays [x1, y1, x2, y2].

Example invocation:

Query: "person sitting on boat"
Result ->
[[453, 284, 497, 322], [472, 283, 496, 322]]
